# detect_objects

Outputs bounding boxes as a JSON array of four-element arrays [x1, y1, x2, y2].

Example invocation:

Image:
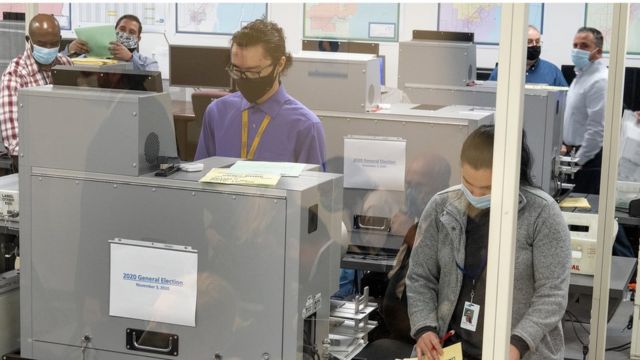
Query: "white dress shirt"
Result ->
[[563, 59, 608, 165]]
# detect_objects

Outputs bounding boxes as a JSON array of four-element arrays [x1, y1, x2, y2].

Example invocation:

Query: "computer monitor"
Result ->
[[52, 65, 163, 92], [169, 44, 231, 89]]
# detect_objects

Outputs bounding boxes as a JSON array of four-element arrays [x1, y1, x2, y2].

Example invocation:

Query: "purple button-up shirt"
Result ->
[[195, 85, 326, 168]]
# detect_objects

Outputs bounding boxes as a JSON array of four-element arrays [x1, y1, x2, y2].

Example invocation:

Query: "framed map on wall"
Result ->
[[303, 3, 399, 42], [176, 3, 267, 35], [438, 3, 544, 45], [585, 3, 640, 54]]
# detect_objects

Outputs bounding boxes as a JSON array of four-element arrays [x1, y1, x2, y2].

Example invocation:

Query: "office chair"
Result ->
[[186, 89, 230, 161]]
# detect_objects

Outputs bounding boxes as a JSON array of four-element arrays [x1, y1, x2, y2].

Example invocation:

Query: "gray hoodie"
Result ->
[[406, 185, 571, 359]]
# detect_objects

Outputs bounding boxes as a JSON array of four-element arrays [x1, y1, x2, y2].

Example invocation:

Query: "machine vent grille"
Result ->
[[144, 132, 160, 165]]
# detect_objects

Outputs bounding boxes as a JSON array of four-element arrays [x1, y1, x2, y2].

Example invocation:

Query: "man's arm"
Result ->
[[575, 77, 607, 165], [194, 106, 217, 161], [295, 120, 326, 170], [488, 66, 498, 81], [131, 52, 159, 72], [554, 67, 569, 87], [0, 71, 21, 156]]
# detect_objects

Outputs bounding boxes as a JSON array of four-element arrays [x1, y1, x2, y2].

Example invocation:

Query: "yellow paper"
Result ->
[[198, 168, 280, 186], [402, 342, 463, 360], [559, 197, 591, 209]]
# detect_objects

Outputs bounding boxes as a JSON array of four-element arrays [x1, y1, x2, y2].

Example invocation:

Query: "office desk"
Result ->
[[172, 100, 196, 161]]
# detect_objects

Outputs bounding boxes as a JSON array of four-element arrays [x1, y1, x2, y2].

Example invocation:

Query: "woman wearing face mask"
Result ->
[[194, 20, 326, 168], [406, 125, 570, 360]]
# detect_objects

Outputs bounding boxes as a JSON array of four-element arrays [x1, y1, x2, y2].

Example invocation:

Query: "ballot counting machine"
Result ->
[[315, 104, 494, 271], [397, 34, 476, 88], [282, 51, 381, 113], [18, 85, 343, 359], [402, 83, 568, 197], [0, 173, 19, 356]]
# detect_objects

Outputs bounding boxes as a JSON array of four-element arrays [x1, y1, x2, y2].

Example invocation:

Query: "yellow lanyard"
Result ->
[[241, 109, 272, 160]]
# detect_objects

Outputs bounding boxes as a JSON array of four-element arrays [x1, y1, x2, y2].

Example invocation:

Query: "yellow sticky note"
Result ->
[[402, 342, 463, 360], [559, 197, 591, 209], [198, 168, 280, 186]]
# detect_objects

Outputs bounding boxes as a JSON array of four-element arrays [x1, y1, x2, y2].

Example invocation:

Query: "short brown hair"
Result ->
[[231, 19, 292, 72], [115, 14, 142, 35]]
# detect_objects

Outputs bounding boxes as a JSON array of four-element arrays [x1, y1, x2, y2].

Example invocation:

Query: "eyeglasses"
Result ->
[[527, 39, 543, 46], [226, 63, 275, 80]]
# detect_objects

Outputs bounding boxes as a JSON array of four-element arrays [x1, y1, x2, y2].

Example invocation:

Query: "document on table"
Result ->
[[619, 110, 640, 181], [559, 197, 591, 209], [400, 342, 463, 360], [199, 167, 280, 186], [230, 160, 306, 177], [74, 25, 116, 58]]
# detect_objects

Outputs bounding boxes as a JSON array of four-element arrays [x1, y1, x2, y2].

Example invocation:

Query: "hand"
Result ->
[[390, 211, 413, 236], [560, 144, 568, 156], [509, 344, 521, 360], [108, 41, 133, 62], [635, 111, 640, 124], [68, 39, 89, 54], [416, 331, 442, 360]]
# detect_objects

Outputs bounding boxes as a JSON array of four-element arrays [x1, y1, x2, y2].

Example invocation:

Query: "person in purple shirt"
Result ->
[[194, 20, 326, 168]]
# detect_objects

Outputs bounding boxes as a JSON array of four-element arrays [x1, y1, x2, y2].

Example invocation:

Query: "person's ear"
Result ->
[[276, 56, 286, 73], [25, 35, 30, 43]]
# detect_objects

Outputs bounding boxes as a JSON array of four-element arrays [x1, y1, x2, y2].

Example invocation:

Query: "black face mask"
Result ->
[[236, 66, 278, 104], [527, 46, 541, 61]]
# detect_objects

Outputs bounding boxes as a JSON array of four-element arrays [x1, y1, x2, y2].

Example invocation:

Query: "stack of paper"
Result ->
[[199, 168, 280, 186], [72, 57, 119, 66]]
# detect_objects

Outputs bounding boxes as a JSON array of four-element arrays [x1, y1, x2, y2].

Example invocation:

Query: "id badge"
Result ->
[[460, 301, 480, 332]]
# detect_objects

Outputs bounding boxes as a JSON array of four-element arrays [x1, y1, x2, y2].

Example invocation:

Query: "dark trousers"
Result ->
[[570, 148, 602, 194]]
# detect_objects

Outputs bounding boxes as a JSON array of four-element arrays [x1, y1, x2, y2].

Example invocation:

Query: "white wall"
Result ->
[[60, 3, 640, 89]]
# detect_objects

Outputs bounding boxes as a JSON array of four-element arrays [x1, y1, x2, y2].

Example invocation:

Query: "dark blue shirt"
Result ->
[[488, 58, 568, 87]]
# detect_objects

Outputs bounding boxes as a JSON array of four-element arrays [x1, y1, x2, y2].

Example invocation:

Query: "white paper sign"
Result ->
[[109, 239, 198, 327], [369, 22, 396, 39], [343, 136, 406, 191]]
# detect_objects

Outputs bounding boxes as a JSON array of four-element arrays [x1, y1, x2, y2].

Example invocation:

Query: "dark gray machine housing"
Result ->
[[18, 85, 343, 359]]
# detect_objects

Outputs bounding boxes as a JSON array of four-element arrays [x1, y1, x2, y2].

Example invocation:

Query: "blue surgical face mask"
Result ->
[[461, 183, 491, 209], [31, 43, 58, 65], [571, 48, 592, 71]]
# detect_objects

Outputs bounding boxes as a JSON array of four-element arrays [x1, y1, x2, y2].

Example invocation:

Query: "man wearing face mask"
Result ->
[[488, 25, 567, 87], [389, 153, 452, 237], [561, 27, 607, 194], [406, 125, 570, 360], [194, 20, 326, 167], [66, 14, 158, 71], [0, 14, 73, 170]]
